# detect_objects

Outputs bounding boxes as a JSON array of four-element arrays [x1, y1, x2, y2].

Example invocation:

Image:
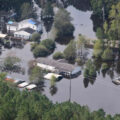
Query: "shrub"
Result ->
[[31, 33, 41, 43], [33, 44, 48, 57], [101, 63, 109, 71], [53, 52, 64, 60], [102, 48, 113, 61], [63, 41, 76, 62], [41, 39, 55, 52]]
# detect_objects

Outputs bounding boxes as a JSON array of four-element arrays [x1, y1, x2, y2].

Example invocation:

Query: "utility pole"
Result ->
[[69, 72, 71, 102]]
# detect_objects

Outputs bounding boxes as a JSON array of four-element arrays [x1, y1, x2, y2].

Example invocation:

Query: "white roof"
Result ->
[[44, 73, 62, 80], [18, 82, 29, 88], [37, 63, 56, 72], [0, 33, 7, 38], [26, 84, 37, 90]]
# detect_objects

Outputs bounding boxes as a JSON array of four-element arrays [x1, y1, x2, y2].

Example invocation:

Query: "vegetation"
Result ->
[[54, 9, 74, 44], [20, 2, 36, 20], [53, 52, 64, 60], [0, 73, 119, 120], [41, 39, 55, 53], [31, 39, 55, 57], [93, 40, 104, 58], [76, 34, 87, 57], [64, 41, 76, 63], [4, 56, 21, 70], [42, 2, 54, 20], [101, 63, 109, 71], [84, 59, 96, 78], [96, 27, 104, 39], [102, 48, 113, 61], [50, 75, 56, 87], [33, 44, 48, 58], [31, 33, 41, 43], [29, 66, 43, 84]]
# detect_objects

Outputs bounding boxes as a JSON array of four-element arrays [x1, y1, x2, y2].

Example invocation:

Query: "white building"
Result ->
[[14, 27, 36, 39], [6, 18, 42, 38], [6, 21, 18, 33], [18, 19, 41, 32]]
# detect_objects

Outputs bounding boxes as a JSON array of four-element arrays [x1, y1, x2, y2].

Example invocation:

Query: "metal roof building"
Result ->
[[36, 58, 81, 78]]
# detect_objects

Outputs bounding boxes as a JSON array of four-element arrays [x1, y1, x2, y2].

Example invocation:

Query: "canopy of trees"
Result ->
[[54, 9, 74, 44], [0, 73, 119, 120]]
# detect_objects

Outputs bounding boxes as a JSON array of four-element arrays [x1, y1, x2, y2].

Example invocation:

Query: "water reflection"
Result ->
[[50, 85, 58, 96]]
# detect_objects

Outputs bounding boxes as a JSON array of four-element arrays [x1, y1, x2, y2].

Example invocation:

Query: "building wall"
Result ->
[[7, 24, 17, 33], [14, 31, 31, 39]]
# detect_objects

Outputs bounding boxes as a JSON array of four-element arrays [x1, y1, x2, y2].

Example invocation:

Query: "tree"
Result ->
[[54, 9, 74, 43], [20, 2, 34, 20], [64, 41, 76, 62], [53, 52, 64, 60], [76, 34, 86, 56], [93, 40, 104, 58], [29, 66, 43, 84], [84, 59, 96, 78], [42, 2, 54, 20], [102, 48, 113, 61], [108, 2, 120, 40], [50, 75, 56, 87], [31, 33, 41, 43], [41, 39, 55, 52], [33, 44, 48, 57], [96, 27, 104, 39], [4, 56, 21, 70]]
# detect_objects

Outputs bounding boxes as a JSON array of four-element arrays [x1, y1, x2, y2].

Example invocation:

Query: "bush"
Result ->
[[102, 48, 113, 61], [4, 56, 21, 70], [93, 40, 104, 58], [53, 52, 64, 60], [101, 63, 109, 71], [31, 33, 41, 43], [84, 59, 96, 78], [63, 41, 76, 62], [41, 39, 55, 52], [33, 45, 48, 57]]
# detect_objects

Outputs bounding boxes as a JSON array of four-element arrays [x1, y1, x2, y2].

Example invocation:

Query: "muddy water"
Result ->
[[1, 2, 119, 115]]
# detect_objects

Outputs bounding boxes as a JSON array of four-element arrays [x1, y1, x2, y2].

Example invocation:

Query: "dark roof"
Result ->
[[36, 58, 75, 72], [20, 27, 36, 34]]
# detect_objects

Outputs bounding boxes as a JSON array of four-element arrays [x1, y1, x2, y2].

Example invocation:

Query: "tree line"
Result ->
[[0, 73, 120, 120]]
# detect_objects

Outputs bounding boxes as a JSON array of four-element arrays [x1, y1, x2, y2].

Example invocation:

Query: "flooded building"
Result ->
[[36, 58, 81, 78]]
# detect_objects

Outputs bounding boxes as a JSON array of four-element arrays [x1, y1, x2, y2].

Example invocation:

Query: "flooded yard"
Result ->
[[0, 3, 120, 115]]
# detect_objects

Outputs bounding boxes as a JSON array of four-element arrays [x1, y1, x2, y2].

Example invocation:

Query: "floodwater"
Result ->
[[0, 2, 120, 115]]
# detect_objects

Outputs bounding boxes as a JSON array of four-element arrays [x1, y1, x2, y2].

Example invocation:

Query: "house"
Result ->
[[7, 21, 18, 34], [6, 18, 42, 34], [14, 27, 36, 39], [36, 58, 81, 78], [18, 19, 41, 32]]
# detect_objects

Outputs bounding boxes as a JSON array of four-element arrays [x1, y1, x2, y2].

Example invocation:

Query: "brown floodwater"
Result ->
[[0, 5, 120, 115]]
